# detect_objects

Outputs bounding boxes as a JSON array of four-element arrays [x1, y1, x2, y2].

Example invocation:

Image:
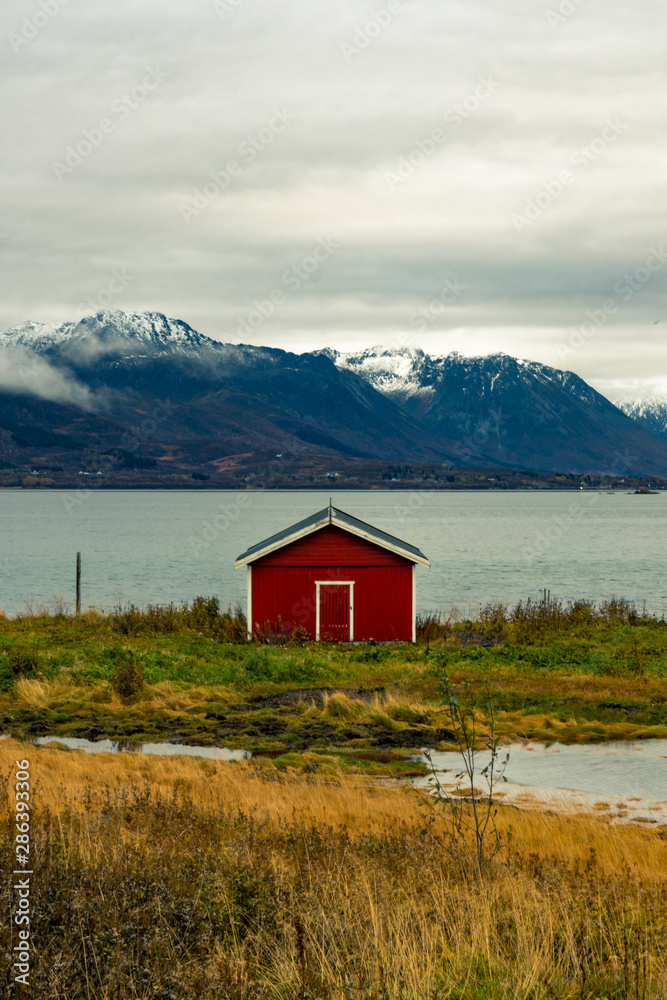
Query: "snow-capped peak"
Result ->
[[328, 345, 432, 400], [75, 311, 214, 347], [0, 310, 218, 360], [617, 397, 667, 440], [0, 319, 77, 351]]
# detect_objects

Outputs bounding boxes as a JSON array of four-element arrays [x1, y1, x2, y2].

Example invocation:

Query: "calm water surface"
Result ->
[[28, 736, 249, 761], [423, 740, 667, 802], [422, 740, 667, 823], [1, 489, 667, 615]]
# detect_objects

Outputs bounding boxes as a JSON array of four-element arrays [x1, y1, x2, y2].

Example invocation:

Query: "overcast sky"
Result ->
[[1, 0, 666, 399]]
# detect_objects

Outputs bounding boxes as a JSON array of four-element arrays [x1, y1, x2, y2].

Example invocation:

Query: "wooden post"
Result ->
[[76, 552, 81, 615]]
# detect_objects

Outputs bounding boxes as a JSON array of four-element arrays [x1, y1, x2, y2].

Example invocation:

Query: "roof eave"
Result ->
[[234, 515, 331, 568], [331, 516, 430, 566]]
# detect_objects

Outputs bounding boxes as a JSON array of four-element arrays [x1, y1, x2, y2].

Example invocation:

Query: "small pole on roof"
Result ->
[[329, 497, 332, 522]]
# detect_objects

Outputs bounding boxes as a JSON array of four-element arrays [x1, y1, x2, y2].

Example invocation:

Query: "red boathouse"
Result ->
[[234, 503, 430, 642]]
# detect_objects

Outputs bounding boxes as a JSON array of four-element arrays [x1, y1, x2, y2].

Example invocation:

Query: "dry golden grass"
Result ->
[[8, 675, 233, 716], [1, 738, 667, 999], [480, 669, 665, 703], [2, 738, 666, 879]]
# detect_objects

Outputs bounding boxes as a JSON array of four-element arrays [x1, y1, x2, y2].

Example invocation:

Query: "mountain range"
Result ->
[[0, 310, 666, 478]]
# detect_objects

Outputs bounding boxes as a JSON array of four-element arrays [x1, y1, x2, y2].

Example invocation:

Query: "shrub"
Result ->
[[109, 599, 248, 641], [252, 617, 310, 646], [188, 596, 221, 629], [111, 651, 144, 699], [416, 612, 450, 646], [212, 605, 248, 643], [8, 647, 39, 677], [598, 597, 638, 625], [478, 603, 508, 632]]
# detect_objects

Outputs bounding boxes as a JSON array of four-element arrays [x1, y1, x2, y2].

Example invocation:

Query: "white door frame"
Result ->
[[315, 580, 354, 641]]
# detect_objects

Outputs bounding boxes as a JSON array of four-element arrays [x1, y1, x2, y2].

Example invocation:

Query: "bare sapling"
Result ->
[[422, 651, 511, 876]]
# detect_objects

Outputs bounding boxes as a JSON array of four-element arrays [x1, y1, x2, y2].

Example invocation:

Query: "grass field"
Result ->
[[0, 597, 666, 755], [1, 737, 666, 999], [1, 598, 666, 997]]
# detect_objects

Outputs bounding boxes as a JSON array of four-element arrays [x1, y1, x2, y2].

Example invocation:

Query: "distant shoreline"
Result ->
[[1, 484, 664, 493]]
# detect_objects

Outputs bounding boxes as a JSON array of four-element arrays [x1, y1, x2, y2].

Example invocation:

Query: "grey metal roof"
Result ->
[[234, 503, 430, 567]]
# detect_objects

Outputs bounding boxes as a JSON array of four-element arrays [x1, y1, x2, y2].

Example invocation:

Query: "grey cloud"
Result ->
[[1, 0, 666, 398]]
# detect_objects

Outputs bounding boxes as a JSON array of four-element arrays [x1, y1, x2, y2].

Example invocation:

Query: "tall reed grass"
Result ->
[[1, 739, 665, 999]]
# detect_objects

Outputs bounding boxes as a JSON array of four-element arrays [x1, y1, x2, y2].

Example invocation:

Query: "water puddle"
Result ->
[[1, 733, 250, 762], [419, 740, 667, 825]]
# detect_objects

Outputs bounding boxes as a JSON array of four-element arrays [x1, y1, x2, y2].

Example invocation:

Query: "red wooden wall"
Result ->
[[250, 526, 414, 641]]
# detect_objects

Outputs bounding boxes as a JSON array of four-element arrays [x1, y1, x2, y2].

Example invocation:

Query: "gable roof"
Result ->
[[234, 504, 430, 568]]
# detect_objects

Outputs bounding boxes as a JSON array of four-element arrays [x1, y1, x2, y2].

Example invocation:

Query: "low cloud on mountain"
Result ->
[[0, 345, 97, 410]]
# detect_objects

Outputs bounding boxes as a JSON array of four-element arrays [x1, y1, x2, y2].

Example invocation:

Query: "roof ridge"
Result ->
[[234, 504, 429, 568]]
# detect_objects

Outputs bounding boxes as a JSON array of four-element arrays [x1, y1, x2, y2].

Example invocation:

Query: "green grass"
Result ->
[[1, 599, 667, 754]]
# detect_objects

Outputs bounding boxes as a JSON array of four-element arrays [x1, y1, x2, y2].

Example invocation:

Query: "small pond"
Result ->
[[6, 735, 250, 762]]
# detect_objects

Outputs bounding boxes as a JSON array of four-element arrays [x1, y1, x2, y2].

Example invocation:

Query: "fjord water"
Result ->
[[1, 489, 666, 616]]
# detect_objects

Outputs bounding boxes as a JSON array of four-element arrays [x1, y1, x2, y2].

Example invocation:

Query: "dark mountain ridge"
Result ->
[[329, 347, 667, 475], [1, 311, 666, 477]]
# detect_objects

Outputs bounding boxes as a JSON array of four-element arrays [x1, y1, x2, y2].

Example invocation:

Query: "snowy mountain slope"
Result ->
[[3, 312, 667, 474], [0, 312, 457, 465], [321, 346, 436, 403], [330, 347, 603, 408], [617, 398, 667, 441], [2, 311, 211, 352], [329, 346, 667, 475]]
